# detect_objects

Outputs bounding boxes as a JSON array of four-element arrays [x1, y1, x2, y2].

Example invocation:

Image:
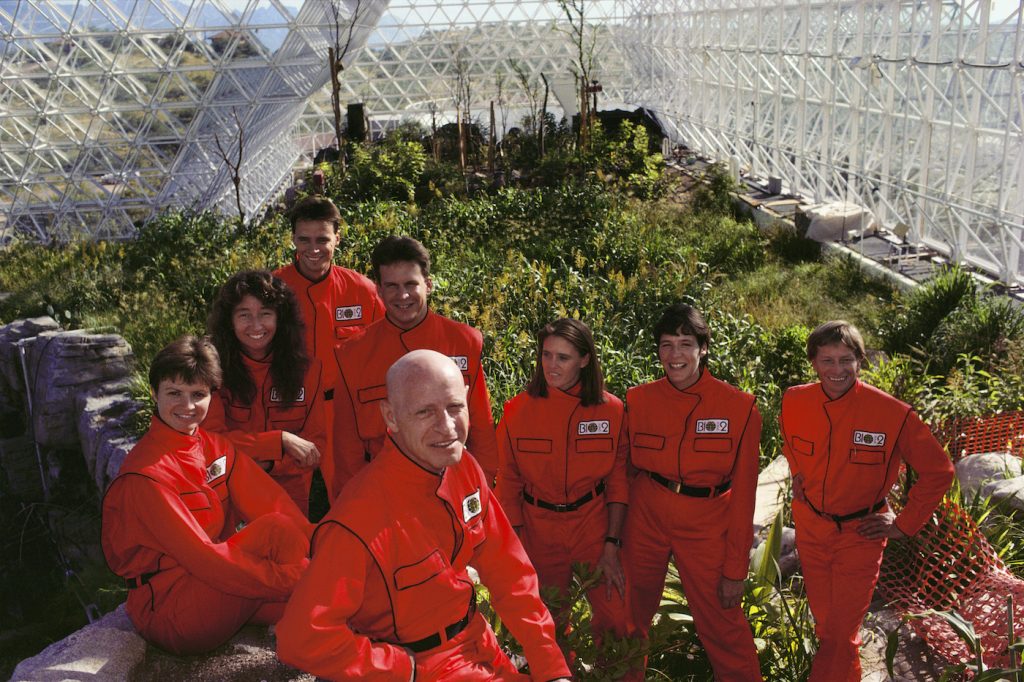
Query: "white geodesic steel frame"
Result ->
[[618, 0, 1024, 285], [2, 0, 1022, 285]]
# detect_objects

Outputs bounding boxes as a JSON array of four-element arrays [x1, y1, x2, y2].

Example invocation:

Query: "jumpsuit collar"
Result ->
[[292, 255, 331, 284], [818, 378, 863, 404], [385, 307, 434, 335], [383, 435, 450, 489], [661, 367, 712, 395], [149, 414, 202, 444], [548, 382, 583, 400]]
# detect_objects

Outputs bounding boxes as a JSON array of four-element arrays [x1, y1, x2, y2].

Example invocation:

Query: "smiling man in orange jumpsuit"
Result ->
[[621, 303, 762, 681], [781, 320, 953, 681], [274, 196, 384, 492], [329, 236, 499, 499], [277, 350, 571, 681]]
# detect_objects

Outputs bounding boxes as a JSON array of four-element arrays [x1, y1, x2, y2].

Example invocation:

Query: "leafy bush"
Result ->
[[882, 266, 977, 359]]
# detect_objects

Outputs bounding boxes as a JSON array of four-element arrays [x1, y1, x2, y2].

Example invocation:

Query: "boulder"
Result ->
[[955, 452, 1020, 501], [75, 383, 140, 493], [11, 604, 314, 682], [22, 331, 134, 450], [0, 316, 60, 437], [981, 476, 1024, 515], [10, 604, 145, 681]]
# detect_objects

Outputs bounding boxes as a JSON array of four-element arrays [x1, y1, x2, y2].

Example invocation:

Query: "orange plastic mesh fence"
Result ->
[[936, 411, 1024, 460], [878, 497, 1023, 669]]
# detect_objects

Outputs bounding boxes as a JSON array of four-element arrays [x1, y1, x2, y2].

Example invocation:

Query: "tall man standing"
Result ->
[[277, 350, 571, 681], [328, 236, 499, 499], [274, 196, 384, 492]]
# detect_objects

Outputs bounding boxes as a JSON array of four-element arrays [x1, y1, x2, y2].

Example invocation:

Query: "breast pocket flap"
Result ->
[[393, 550, 446, 591], [179, 491, 211, 512], [517, 438, 553, 454], [693, 436, 732, 453], [792, 436, 814, 457], [357, 384, 388, 404], [633, 433, 666, 450], [576, 437, 613, 453], [850, 448, 885, 465]]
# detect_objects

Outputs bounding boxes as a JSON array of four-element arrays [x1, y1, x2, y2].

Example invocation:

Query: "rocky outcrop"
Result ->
[[955, 451, 1024, 512], [9, 604, 313, 682], [0, 316, 61, 437], [76, 382, 141, 494]]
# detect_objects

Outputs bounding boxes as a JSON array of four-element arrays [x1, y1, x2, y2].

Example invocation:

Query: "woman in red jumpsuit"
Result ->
[[101, 335, 311, 655], [781, 320, 953, 681], [495, 318, 630, 646], [204, 270, 326, 516], [621, 303, 763, 681]]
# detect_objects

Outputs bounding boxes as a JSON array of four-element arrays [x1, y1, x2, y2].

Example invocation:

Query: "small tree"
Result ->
[[212, 107, 247, 227], [327, 0, 366, 170], [558, 0, 598, 152]]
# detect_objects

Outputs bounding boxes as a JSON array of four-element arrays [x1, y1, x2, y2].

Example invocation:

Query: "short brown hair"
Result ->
[[653, 303, 710, 368], [148, 335, 222, 392], [289, 195, 341, 233], [806, 320, 866, 362], [371, 235, 431, 282]]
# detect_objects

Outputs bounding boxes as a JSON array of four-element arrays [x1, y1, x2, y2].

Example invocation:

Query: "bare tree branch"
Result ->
[[212, 107, 246, 227]]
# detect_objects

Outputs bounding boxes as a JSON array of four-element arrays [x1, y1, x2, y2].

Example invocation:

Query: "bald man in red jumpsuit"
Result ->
[[781, 320, 953, 681], [277, 350, 570, 681], [329, 236, 498, 499]]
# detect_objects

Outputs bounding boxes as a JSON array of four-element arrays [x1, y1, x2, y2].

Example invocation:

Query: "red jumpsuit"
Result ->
[[101, 417, 312, 655], [202, 355, 326, 516], [496, 386, 630, 639], [780, 380, 953, 682], [331, 310, 499, 498], [275, 260, 384, 488], [622, 372, 762, 682], [276, 439, 571, 681]]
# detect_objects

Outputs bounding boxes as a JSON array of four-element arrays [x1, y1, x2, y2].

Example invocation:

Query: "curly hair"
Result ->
[[207, 270, 309, 405], [525, 318, 606, 406]]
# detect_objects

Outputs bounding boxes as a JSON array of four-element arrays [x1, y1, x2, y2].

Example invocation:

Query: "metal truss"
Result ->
[[619, 0, 1024, 286], [2, 0, 1022, 286]]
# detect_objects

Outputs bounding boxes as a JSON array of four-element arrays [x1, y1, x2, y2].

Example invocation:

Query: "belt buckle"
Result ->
[[669, 481, 683, 494], [553, 502, 569, 512]]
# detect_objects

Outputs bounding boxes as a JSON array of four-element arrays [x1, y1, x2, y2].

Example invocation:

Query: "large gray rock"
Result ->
[[12, 604, 314, 682], [0, 316, 60, 436], [76, 383, 140, 493], [10, 604, 145, 681], [955, 452, 1021, 501], [22, 331, 134, 450], [981, 476, 1024, 515]]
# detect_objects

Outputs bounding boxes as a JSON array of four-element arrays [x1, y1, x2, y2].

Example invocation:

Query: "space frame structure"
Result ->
[[1, 0, 1022, 285]]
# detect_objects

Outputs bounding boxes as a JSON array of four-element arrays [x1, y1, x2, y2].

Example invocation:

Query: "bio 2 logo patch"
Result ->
[[449, 355, 469, 371], [270, 387, 305, 402], [335, 305, 363, 321], [577, 420, 610, 435], [695, 419, 729, 434], [853, 430, 886, 447]]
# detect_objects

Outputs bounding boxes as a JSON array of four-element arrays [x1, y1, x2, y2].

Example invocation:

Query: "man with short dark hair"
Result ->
[[327, 236, 499, 498], [277, 350, 571, 681], [274, 196, 384, 492]]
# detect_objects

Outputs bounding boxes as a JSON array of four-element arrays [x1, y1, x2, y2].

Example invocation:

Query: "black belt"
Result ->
[[125, 570, 159, 589], [805, 498, 887, 531], [649, 471, 731, 498], [400, 593, 476, 653], [523, 481, 606, 512]]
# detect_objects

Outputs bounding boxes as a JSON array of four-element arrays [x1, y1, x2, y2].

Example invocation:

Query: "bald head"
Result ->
[[381, 350, 470, 473]]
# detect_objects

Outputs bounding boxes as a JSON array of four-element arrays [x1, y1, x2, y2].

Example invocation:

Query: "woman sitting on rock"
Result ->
[[101, 335, 311, 655], [204, 270, 325, 517]]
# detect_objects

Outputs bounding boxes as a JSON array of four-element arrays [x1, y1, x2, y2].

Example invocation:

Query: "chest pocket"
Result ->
[[179, 490, 211, 511], [358, 384, 387, 405], [394, 549, 447, 591], [268, 404, 306, 432], [850, 448, 886, 465], [694, 437, 732, 453], [792, 436, 814, 457], [226, 404, 251, 424], [517, 438, 552, 454], [575, 437, 613, 454], [633, 433, 666, 450]]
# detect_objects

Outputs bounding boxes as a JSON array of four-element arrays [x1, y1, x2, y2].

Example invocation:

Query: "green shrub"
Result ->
[[882, 266, 976, 359]]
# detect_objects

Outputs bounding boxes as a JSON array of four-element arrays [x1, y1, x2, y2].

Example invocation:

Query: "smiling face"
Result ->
[[658, 332, 706, 391], [381, 355, 468, 473], [378, 260, 432, 330], [541, 334, 590, 392], [154, 377, 212, 435], [811, 341, 861, 400], [231, 294, 277, 360], [292, 218, 338, 280]]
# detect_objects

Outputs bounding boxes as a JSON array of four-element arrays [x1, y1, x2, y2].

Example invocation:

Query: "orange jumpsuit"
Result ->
[[331, 310, 499, 498], [275, 260, 384, 488], [622, 372, 762, 682], [202, 354, 326, 516], [276, 438, 571, 681], [780, 380, 953, 682], [496, 386, 630, 638], [101, 417, 312, 655]]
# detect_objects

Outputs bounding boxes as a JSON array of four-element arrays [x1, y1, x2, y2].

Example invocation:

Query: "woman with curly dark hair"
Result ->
[[205, 270, 325, 516]]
